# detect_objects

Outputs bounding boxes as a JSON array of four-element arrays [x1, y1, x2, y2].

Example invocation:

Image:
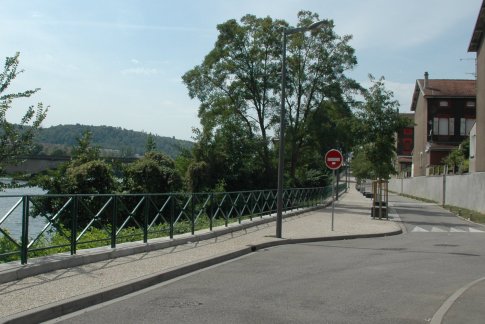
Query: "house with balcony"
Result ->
[[468, 0, 485, 172], [411, 73, 476, 176], [396, 113, 414, 177]]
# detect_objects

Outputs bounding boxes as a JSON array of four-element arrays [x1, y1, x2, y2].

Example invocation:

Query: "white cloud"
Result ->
[[130, 59, 140, 65]]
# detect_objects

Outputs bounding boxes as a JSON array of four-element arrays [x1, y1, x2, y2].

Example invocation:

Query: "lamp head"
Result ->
[[285, 20, 325, 35]]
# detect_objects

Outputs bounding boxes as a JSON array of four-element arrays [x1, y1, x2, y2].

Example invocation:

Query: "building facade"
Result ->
[[411, 74, 476, 176], [396, 113, 414, 177], [469, 0, 485, 172]]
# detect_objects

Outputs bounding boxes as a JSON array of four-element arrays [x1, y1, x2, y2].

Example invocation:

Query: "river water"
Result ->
[[0, 185, 47, 241]]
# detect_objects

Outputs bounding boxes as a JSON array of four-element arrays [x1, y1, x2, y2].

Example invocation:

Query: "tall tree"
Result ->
[[0, 52, 48, 175], [183, 12, 361, 189], [284, 12, 359, 183], [351, 75, 408, 180], [183, 15, 286, 180]]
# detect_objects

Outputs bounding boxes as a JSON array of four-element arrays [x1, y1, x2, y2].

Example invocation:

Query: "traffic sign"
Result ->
[[325, 149, 343, 170]]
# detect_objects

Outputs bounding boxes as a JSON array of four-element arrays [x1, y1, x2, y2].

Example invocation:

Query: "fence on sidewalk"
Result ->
[[1, 185, 346, 264]]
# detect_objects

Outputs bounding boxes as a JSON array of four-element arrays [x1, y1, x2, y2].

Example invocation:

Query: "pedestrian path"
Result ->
[[0, 184, 401, 323]]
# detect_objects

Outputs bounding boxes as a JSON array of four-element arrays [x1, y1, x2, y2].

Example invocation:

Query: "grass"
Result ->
[[444, 205, 485, 224]]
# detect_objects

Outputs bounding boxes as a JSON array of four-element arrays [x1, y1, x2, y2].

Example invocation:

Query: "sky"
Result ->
[[0, 0, 481, 141]]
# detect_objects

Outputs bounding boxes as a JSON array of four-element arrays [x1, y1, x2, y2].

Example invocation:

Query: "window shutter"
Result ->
[[439, 118, 448, 135], [466, 119, 475, 135]]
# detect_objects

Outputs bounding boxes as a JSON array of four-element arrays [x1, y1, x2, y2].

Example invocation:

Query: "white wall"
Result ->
[[389, 173, 485, 213]]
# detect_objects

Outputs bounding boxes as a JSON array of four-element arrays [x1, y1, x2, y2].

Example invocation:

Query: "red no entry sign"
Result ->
[[325, 149, 343, 170]]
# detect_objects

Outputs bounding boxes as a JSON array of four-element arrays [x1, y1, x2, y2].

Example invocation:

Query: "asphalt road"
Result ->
[[48, 194, 485, 324]]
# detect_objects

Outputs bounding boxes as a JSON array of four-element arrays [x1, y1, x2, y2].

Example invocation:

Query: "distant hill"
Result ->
[[34, 124, 193, 158]]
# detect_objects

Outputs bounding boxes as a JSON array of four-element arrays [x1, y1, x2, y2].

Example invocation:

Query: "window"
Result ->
[[440, 100, 449, 107], [466, 101, 475, 107], [433, 117, 454, 135], [402, 138, 412, 154], [403, 128, 413, 136], [460, 118, 475, 135]]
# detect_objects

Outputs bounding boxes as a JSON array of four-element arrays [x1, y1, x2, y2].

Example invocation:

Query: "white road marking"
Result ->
[[411, 226, 428, 232], [450, 227, 466, 232], [469, 227, 485, 233], [410, 226, 485, 233], [431, 277, 485, 324]]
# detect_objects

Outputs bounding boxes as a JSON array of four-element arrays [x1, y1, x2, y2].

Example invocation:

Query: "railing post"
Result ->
[[191, 193, 195, 235], [111, 195, 117, 249], [170, 195, 174, 239], [71, 196, 78, 255], [249, 193, 253, 221], [209, 193, 213, 231], [143, 196, 149, 243], [442, 165, 447, 207], [224, 194, 228, 227], [238, 194, 242, 225], [20, 196, 30, 264]]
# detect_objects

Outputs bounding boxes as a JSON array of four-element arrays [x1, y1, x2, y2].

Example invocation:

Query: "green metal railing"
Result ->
[[0, 185, 345, 264]]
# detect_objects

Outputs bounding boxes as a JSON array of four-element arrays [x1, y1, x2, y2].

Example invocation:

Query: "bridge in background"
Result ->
[[4, 155, 139, 174]]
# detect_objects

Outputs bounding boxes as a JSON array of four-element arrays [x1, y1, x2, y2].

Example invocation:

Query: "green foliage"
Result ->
[[0, 52, 48, 178], [183, 11, 359, 190], [443, 138, 470, 174], [183, 14, 286, 180], [34, 131, 116, 194], [351, 75, 407, 181], [284, 12, 360, 183], [0, 230, 18, 263], [188, 118, 271, 191], [31, 132, 118, 228], [70, 131, 101, 165], [351, 145, 376, 180], [122, 151, 182, 193], [186, 160, 210, 192], [67, 160, 116, 194], [145, 133, 157, 153], [174, 147, 195, 189], [34, 124, 193, 158]]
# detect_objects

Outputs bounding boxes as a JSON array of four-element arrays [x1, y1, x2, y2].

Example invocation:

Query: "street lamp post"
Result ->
[[276, 21, 325, 238]]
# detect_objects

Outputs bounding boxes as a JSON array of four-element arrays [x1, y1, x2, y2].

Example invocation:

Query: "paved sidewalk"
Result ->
[[0, 185, 401, 323]]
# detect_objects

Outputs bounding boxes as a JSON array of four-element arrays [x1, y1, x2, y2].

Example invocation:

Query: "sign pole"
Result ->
[[331, 169, 335, 231], [325, 149, 343, 232]]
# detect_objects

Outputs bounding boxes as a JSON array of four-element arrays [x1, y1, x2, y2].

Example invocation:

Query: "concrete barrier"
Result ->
[[389, 172, 485, 213]]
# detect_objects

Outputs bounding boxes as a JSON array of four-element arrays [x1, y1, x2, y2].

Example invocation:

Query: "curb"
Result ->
[[2, 227, 402, 324]]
